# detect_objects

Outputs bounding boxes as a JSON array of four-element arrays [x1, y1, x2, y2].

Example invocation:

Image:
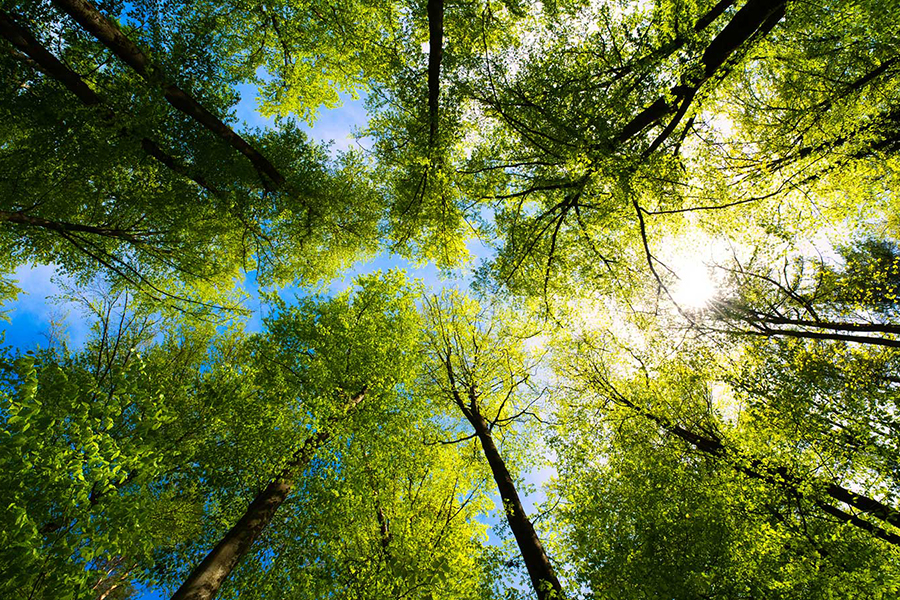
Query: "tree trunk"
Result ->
[[824, 483, 900, 529], [50, 0, 285, 189], [729, 326, 900, 348], [0, 10, 215, 194], [171, 390, 365, 600], [169, 469, 304, 600], [721, 306, 900, 336], [698, 0, 786, 80], [695, 0, 740, 31], [426, 0, 443, 146], [0, 10, 99, 105], [466, 408, 563, 600], [617, 0, 786, 144], [0, 210, 147, 244]]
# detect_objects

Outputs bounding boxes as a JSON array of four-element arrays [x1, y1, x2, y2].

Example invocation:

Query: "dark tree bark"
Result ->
[[170, 390, 366, 600], [50, 0, 286, 190], [823, 483, 900, 529], [604, 0, 738, 98], [0, 10, 215, 194], [441, 349, 563, 600], [723, 310, 900, 337], [699, 0, 785, 80], [426, 0, 444, 146], [618, 0, 787, 146], [375, 501, 392, 554], [721, 326, 900, 349], [695, 0, 741, 31], [169, 454, 313, 600], [711, 302, 900, 347], [0, 10, 99, 105], [0, 211, 151, 244], [465, 406, 564, 600], [433, 320, 563, 599]]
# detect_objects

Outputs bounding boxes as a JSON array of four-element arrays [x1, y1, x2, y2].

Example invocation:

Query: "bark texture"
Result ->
[[601, 380, 900, 546], [466, 407, 563, 599], [0, 10, 99, 105], [618, 0, 787, 146], [170, 390, 365, 600], [0, 10, 215, 193], [0, 211, 149, 244], [426, 0, 444, 146], [51, 0, 286, 189], [168, 455, 311, 600]]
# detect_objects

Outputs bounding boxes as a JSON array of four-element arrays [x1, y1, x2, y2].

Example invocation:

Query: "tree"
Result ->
[[436, 0, 900, 313], [695, 239, 900, 505], [0, 291, 218, 599], [421, 291, 563, 599], [3, 0, 900, 599], [706, 239, 900, 346], [549, 332, 900, 598], [0, 2, 381, 313], [167, 272, 424, 600], [3, 274, 487, 599], [214, 400, 500, 600], [456, 0, 792, 301]]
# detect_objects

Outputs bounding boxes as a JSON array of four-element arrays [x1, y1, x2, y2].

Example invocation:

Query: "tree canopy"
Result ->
[[1, 0, 899, 598]]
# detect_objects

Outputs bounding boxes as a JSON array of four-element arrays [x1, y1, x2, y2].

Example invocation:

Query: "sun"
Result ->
[[671, 261, 718, 310], [662, 230, 732, 311]]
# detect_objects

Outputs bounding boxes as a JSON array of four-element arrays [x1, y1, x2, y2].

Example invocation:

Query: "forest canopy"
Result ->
[[2, 0, 900, 598]]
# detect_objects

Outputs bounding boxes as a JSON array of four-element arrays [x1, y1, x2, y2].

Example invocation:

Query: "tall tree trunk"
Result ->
[[713, 302, 900, 346], [169, 459, 310, 600], [50, 0, 286, 190], [0, 210, 149, 244], [426, 0, 443, 147], [624, 0, 738, 79], [618, 0, 787, 145], [719, 305, 900, 336], [727, 326, 900, 348], [0, 10, 215, 194], [171, 390, 365, 600], [466, 408, 563, 600], [0, 10, 99, 105], [695, 0, 740, 31]]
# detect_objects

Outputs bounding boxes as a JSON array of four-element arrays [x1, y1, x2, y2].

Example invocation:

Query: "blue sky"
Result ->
[[0, 85, 488, 348], [2, 77, 547, 600]]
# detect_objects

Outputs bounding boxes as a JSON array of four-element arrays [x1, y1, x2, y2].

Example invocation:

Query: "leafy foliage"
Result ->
[[2, 0, 900, 599]]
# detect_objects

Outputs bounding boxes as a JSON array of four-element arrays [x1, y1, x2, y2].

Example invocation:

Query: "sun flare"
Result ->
[[671, 261, 718, 310]]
